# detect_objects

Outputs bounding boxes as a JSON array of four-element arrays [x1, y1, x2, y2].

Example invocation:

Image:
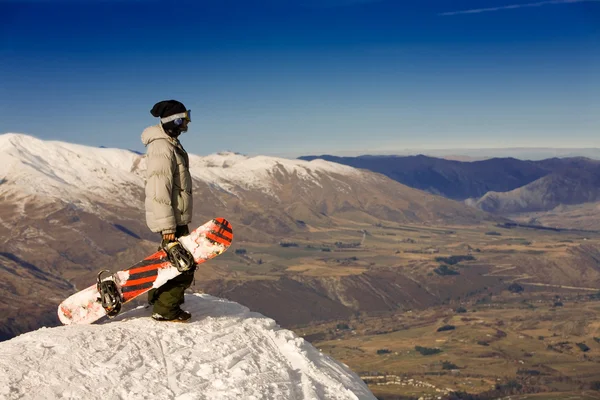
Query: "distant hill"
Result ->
[[513, 201, 600, 231], [298, 154, 551, 200], [469, 161, 600, 214]]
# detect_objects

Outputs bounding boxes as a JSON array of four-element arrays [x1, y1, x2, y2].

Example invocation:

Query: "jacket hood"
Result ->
[[141, 124, 170, 146]]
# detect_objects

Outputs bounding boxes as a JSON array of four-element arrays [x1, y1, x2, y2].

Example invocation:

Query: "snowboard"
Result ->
[[57, 217, 233, 325]]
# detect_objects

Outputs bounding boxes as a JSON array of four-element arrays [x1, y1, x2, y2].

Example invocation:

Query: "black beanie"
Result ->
[[150, 100, 187, 119], [150, 100, 187, 135]]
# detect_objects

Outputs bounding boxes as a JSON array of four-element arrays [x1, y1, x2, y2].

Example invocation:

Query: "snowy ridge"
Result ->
[[0, 294, 375, 400], [0, 133, 363, 202], [0, 133, 144, 204], [187, 153, 362, 196]]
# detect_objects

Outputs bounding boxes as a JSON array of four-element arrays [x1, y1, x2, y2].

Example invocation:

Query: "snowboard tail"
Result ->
[[58, 217, 233, 325]]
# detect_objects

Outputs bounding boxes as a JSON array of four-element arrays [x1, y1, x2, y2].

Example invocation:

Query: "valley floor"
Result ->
[[296, 297, 600, 399]]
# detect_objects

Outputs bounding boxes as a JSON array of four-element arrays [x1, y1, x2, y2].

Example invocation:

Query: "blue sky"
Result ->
[[1, 0, 598, 157]]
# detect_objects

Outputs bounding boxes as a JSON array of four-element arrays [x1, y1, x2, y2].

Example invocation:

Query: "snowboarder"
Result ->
[[142, 100, 195, 322]]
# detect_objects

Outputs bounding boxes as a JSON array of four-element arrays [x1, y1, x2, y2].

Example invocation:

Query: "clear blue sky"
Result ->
[[1, 0, 599, 156]]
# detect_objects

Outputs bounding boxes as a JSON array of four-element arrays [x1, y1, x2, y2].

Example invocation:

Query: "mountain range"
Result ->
[[299, 154, 600, 216], [3, 133, 600, 343], [0, 133, 489, 340]]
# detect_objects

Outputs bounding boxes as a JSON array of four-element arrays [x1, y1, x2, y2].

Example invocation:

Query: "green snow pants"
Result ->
[[148, 271, 194, 319], [148, 225, 193, 319]]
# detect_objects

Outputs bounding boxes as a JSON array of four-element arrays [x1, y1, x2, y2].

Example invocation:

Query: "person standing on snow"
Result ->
[[141, 99, 194, 322]]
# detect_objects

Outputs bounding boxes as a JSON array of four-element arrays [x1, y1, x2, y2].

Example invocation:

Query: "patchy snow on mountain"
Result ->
[[0, 294, 375, 400], [0, 133, 363, 203]]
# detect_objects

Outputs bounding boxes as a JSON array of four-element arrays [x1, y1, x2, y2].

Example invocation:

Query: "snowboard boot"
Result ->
[[152, 310, 192, 323]]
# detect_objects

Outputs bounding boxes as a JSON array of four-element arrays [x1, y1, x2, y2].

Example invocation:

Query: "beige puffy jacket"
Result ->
[[141, 124, 193, 234]]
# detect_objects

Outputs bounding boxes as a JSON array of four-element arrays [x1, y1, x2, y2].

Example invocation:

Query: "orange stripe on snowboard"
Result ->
[[124, 275, 159, 287], [123, 288, 149, 301], [127, 259, 169, 276]]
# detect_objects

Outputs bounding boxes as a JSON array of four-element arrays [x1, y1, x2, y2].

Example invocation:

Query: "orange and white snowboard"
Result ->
[[58, 218, 233, 325]]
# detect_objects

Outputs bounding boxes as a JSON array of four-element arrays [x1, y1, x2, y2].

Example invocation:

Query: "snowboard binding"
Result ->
[[162, 241, 196, 273], [96, 270, 122, 318]]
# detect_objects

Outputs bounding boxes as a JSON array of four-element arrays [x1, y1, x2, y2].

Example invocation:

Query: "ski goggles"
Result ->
[[160, 110, 192, 124]]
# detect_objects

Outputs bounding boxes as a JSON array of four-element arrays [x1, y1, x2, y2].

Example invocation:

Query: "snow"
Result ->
[[0, 133, 143, 205], [0, 294, 375, 400], [0, 133, 363, 203]]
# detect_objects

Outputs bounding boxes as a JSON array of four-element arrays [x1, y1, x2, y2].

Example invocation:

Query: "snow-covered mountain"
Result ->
[[0, 293, 376, 400], [0, 133, 144, 204], [0, 132, 361, 206], [0, 133, 487, 229]]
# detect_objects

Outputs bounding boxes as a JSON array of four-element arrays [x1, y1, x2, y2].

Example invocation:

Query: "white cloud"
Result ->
[[439, 0, 599, 16]]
